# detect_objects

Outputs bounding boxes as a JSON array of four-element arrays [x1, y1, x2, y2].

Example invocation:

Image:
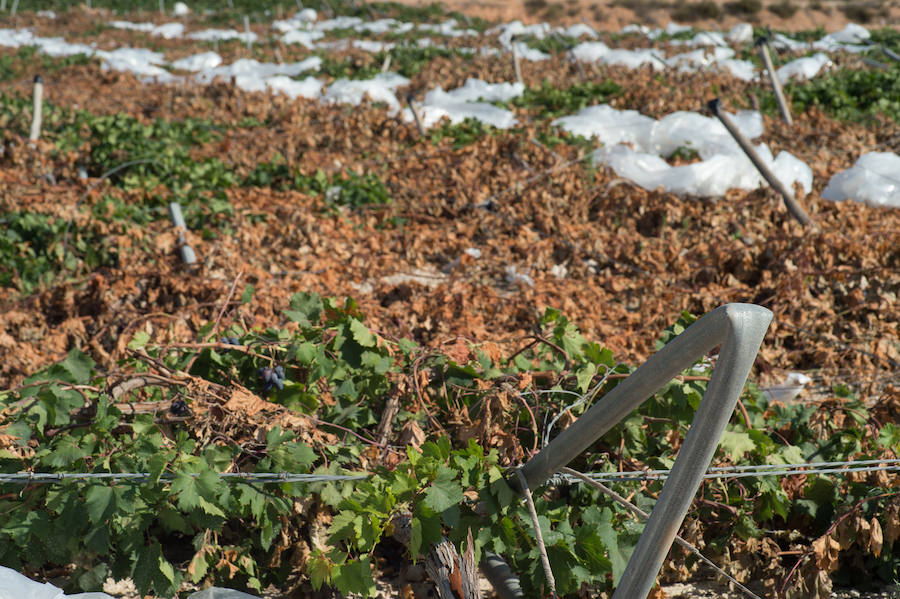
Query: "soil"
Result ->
[[394, 0, 900, 34]]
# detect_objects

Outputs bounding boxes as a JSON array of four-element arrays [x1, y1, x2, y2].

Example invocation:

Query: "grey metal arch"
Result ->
[[507, 303, 773, 599]]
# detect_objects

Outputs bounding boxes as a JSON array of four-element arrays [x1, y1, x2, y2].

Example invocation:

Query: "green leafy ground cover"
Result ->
[[1, 300, 898, 597]]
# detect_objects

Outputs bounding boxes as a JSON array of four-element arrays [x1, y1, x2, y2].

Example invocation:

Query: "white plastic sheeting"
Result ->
[[402, 78, 522, 130], [777, 53, 832, 83], [0, 566, 259, 599], [553, 105, 764, 158], [97, 47, 173, 81], [324, 72, 410, 113], [594, 143, 811, 197], [280, 28, 324, 47], [187, 28, 258, 43], [193, 56, 323, 98], [170, 51, 223, 72], [822, 152, 900, 208], [554, 104, 812, 197], [726, 23, 753, 44], [761, 372, 812, 403], [571, 41, 666, 70]]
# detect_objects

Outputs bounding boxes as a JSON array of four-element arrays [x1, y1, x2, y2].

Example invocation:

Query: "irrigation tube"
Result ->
[[511, 303, 773, 599]]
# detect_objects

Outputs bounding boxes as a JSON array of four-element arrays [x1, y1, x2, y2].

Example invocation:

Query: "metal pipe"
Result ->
[[708, 98, 814, 228], [168, 202, 197, 266], [612, 305, 771, 599], [29, 75, 43, 143], [512, 303, 772, 599], [481, 551, 525, 599], [756, 38, 792, 126], [880, 45, 900, 63]]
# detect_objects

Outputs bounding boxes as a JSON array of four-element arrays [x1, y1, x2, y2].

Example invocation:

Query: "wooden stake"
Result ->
[[425, 531, 479, 599]]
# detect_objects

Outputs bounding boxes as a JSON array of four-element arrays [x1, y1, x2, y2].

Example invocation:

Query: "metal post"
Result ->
[[708, 98, 814, 228], [481, 552, 524, 599], [756, 38, 792, 126], [512, 303, 773, 599], [880, 45, 900, 63], [29, 75, 43, 143], [168, 202, 197, 266]]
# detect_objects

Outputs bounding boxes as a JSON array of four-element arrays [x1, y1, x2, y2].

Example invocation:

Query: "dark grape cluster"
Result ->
[[258, 365, 285, 393], [220, 336, 241, 346], [169, 398, 191, 416]]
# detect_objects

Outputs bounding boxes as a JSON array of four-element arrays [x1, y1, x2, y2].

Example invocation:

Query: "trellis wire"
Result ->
[[3, 458, 896, 485], [0, 472, 367, 484], [553, 459, 900, 484]]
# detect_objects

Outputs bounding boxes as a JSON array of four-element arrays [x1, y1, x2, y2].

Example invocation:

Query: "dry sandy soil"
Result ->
[[392, 0, 900, 33]]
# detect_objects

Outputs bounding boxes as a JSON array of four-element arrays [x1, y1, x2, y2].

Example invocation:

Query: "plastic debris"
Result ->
[[555, 103, 811, 198], [553, 104, 764, 159], [822, 152, 900, 208], [173, 2, 189, 17], [777, 53, 832, 83], [324, 72, 410, 113], [726, 23, 753, 44], [171, 50, 222, 71], [0, 567, 263, 599], [401, 78, 521, 130], [187, 28, 258, 43], [504, 265, 535, 287], [761, 373, 812, 403], [280, 29, 324, 47]]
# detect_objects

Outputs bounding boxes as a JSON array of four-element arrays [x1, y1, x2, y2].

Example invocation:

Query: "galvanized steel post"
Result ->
[[511, 303, 772, 599]]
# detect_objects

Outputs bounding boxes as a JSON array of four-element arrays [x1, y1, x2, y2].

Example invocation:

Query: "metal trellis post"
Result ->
[[510, 303, 773, 599]]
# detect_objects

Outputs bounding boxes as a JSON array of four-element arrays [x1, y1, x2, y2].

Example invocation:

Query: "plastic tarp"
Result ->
[[553, 105, 764, 158], [323, 72, 410, 113], [403, 78, 522, 130], [280, 29, 324, 47], [512, 41, 550, 61], [170, 51, 223, 72], [593, 143, 812, 197], [570, 41, 666, 70], [265, 75, 324, 99], [777, 53, 832, 83], [822, 152, 900, 208], [554, 104, 811, 197], [0, 566, 260, 599], [186, 28, 258, 43], [726, 23, 753, 44], [194, 56, 321, 83]]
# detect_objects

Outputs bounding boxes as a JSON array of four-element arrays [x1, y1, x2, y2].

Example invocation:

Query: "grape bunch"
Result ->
[[258, 365, 285, 393], [169, 398, 191, 416], [220, 336, 241, 346]]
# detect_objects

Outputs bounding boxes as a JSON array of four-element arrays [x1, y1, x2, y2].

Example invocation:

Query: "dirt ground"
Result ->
[[391, 0, 900, 33]]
